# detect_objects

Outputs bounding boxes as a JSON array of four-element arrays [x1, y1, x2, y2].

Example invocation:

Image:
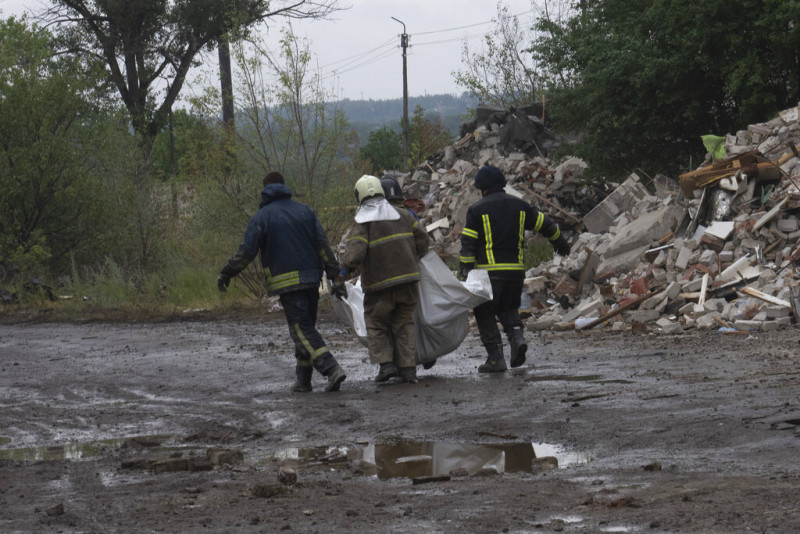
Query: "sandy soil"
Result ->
[[1, 305, 799, 533]]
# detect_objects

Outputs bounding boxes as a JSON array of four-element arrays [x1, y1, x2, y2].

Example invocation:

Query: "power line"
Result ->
[[312, 9, 537, 81]]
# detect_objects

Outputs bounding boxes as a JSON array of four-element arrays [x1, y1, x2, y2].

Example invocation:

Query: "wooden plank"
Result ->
[[739, 286, 791, 307], [698, 273, 709, 307], [581, 286, 667, 330]]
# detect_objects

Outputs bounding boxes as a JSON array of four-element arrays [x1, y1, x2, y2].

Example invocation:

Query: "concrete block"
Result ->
[[675, 247, 692, 270], [733, 319, 762, 331]]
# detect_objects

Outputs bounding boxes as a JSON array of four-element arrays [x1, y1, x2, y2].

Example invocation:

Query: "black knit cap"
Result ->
[[474, 165, 506, 190]]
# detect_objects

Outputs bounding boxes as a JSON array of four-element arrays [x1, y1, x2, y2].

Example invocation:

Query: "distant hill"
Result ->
[[335, 93, 479, 146]]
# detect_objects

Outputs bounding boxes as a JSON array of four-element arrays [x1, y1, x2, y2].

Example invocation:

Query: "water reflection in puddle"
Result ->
[[0, 435, 173, 462], [270, 439, 589, 480]]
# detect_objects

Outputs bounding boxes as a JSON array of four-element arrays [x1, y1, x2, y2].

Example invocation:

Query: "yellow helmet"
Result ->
[[354, 174, 384, 203]]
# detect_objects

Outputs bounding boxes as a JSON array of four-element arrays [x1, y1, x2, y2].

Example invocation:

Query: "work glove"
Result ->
[[458, 262, 474, 282], [331, 276, 348, 300], [552, 236, 571, 257], [217, 273, 231, 292]]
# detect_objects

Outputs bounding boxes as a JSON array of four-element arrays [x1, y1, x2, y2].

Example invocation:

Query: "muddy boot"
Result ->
[[508, 326, 528, 368], [323, 363, 346, 392], [400, 367, 418, 384], [375, 362, 399, 383], [478, 344, 507, 373], [290, 365, 313, 393]]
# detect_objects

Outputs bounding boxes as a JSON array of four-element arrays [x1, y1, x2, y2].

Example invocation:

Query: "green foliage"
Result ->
[[453, 3, 540, 108], [359, 105, 454, 174], [525, 238, 554, 270], [409, 105, 454, 167], [0, 17, 109, 281], [49, 0, 340, 143], [360, 126, 403, 174], [531, 0, 800, 179]]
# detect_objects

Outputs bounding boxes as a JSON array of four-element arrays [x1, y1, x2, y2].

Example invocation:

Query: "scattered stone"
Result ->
[[252, 483, 289, 499], [45, 503, 64, 516], [278, 466, 297, 486]]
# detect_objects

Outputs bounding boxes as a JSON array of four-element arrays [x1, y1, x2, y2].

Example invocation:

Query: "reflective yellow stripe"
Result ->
[[294, 323, 329, 360], [482, 214, 495, 265], [534, 211, 544, 232], [476, 263, 525, 270], [549, 227, 561, 241], [369, 232, 413, 245], [462, 227, 479, 239], [362, 271, 420, 291], [459, 256, 476, 263], [267, 270, 300, 290], [518, 211, 526, 264]]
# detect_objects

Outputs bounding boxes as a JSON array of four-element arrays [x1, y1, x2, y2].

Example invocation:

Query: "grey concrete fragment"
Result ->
[[733, 320, 762, 331], [582, 174, 650, 234], [603, 204, 685, 258], [624, 309, 660, 323]]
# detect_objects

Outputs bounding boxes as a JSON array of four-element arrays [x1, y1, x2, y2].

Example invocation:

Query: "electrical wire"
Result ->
[[312, 8, 537, 81]]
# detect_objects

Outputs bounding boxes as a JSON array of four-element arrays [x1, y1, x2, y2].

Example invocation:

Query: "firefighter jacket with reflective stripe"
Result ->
[[340, 206, 430, 293], [460, 189, 562, 280], [221, 183, 339, 295]]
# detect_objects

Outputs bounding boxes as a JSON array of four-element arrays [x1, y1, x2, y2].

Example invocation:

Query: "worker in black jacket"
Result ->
[[459, 165, 571, 373], [217, 171, 347, 392]]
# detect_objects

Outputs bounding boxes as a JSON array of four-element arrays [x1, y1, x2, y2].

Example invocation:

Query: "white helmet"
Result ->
[[354, 175, 384, 203]]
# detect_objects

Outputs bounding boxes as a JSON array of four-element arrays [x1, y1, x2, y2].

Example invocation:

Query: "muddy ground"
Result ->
[[1, 304, 799, 533]]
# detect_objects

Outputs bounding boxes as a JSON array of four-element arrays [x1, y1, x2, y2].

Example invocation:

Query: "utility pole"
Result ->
[[391, 16, 409, 171]]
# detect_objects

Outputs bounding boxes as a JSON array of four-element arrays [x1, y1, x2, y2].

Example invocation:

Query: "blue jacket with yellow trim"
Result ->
[[460, 188, 561, 280], [220, 183, 339, 295]]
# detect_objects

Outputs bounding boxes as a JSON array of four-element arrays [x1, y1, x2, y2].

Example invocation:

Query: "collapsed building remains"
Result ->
[[393, 103, 800, 334]]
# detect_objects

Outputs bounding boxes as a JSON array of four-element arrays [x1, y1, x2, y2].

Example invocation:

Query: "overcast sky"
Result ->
[[1, 0, 539, 101]]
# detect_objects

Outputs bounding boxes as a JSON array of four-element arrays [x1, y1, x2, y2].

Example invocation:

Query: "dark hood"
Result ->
[[260, 183, 293, 208]]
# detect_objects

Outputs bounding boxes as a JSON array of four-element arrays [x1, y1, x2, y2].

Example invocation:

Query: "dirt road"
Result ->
[[2, 307, 799, 533]]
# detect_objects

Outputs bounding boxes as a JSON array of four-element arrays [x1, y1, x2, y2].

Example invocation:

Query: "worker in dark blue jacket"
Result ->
[[460, 165, 571, 373], [217, 171, 347, 392]]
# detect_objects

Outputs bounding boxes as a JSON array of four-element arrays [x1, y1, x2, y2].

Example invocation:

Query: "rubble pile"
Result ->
[[398, 102, 800, 334]]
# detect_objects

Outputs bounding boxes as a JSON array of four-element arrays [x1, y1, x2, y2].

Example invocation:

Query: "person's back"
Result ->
[[460, 165, 570, 374], [345, 208, 426, 292], [217, 171, 346, 393], [340, 175, 429, 383], [249, 183, 329, 294]]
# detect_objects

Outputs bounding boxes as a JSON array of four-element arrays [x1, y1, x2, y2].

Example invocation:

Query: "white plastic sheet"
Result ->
[[330, 251, 492, 365]]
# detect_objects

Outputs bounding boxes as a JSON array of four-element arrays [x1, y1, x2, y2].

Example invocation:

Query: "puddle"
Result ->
[[268, 439, 590, 480], [0, 435, 173, 462]]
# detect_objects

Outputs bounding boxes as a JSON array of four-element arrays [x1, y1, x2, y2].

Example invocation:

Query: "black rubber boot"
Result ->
[[291, 366, 313, 393], [508, 326, 528, 368], [375, 362, 400, 383], [478, 344, 507, 373], [323, 363, 346, 392], [400, 367, 418, 384]]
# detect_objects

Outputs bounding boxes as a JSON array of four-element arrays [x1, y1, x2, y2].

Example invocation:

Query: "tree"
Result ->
[[191, 25, 364, 241], [408, 105, 453, 166], [531, 0, 800, 178], [360, 126, 403, 175], [453, 2, 541, 109], [45, 0, 342, 145], [0, 17, 108, 279]]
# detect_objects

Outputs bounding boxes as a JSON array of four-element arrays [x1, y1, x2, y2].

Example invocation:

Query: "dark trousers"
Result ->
[[279, 287, 335, 374], [473, 277, 523, 347]]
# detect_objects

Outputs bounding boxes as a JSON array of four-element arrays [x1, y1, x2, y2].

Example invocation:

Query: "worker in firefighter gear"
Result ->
[[217, 171, 347, 393], [340, 175, 431, 384], [459, 165, 571, 373]]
